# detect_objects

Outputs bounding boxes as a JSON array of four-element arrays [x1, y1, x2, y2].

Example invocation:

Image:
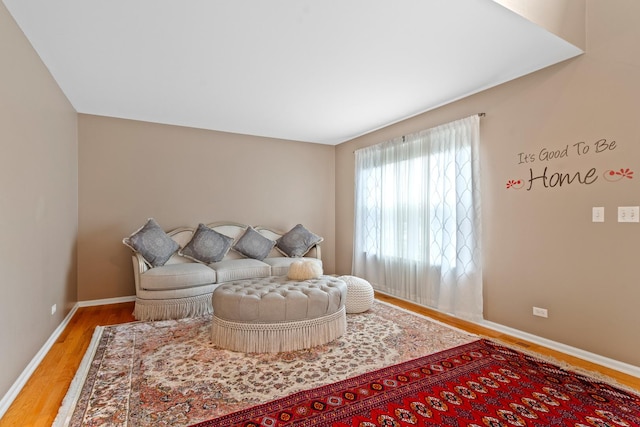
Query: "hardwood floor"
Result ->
[[0, 303, 136, 427], [1, 296, 638, 426]]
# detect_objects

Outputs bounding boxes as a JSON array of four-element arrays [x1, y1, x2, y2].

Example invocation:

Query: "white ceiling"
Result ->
[[4, 0, 582, 145]]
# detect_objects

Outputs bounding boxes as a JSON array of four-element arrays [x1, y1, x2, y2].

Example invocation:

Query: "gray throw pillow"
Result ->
[[232, 226, 275, 261], [179, 223, 233, 264], [123, 218, 179, 267], [276, 224, 323, 257]]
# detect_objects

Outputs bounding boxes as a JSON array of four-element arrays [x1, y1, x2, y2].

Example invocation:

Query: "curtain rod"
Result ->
[[354, 112, 485, 151], [399, 113, 484, 141]]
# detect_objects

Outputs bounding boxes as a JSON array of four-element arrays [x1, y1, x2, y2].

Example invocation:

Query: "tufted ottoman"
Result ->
[[211, 275, 347, 353]]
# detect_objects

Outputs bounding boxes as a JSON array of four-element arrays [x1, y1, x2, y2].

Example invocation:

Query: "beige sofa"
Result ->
[[127, 221, 322, 321]]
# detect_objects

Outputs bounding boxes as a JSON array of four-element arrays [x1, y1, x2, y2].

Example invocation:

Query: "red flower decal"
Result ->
[[506, 179, 524, 190], [618, 168, 633, 179], [603, 168, 634, 182]]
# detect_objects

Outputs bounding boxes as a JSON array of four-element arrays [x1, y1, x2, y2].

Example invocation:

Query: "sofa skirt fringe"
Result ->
[[211, 306, 346, 353], [134, 294, 213, 321]]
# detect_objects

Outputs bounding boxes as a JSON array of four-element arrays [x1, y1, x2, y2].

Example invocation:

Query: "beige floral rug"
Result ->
[[54, 300, 476, 427]]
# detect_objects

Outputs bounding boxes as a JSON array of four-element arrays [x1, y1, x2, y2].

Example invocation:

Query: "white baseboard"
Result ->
[[480, 320, 640, 378], [374, 291, 640, 379], [0, 304, 79, 419], [0, 295, 136, 420], [77, 295, 135, 307]]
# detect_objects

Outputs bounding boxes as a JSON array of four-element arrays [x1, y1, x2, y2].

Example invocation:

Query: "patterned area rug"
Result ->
[[192, 339, 640, 427], [54, 300, 476, 426]]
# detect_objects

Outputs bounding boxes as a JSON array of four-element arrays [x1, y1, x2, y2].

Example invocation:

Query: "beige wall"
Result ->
[[336, 0, 640, 367], [494, 0, 586, 50], [77, 115, 336, 301], [0, 3, 78, 401]]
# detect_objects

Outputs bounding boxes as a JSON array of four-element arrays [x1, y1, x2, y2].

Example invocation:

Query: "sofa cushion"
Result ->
[[232, 226, 275, 260], [209, 258, 271, 283], [123, 218, 179, 267], [262, 257, 323, 276], [276, 224, 323, 257], [140, 263, 216, 291], [179, 223, 233, 264]]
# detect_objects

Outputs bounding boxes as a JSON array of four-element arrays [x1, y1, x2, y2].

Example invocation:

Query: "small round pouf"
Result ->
[[211, 275, 347, 353], [338, 275, 374, 314]]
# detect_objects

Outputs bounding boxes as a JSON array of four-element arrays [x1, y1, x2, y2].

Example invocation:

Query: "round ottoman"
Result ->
[[211, 275, 347, 353], [338, 275, 374, 314]]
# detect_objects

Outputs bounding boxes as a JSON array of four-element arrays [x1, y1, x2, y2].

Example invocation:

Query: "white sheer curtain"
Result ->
[[353, 115, 482, 321]]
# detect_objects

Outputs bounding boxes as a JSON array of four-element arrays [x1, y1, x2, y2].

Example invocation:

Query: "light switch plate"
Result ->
[[618, 206, 639, 222], [592, 207, 604, 222]]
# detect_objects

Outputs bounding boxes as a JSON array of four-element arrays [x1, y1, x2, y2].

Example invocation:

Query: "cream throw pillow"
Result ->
[[287, 260, 323, 280]]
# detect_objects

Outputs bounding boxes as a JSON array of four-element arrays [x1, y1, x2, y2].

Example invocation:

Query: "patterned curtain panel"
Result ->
[[353, 115, 483, 321]]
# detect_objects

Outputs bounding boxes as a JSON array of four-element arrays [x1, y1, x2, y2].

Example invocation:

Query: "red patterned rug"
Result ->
[[192, 339, 640, 427]]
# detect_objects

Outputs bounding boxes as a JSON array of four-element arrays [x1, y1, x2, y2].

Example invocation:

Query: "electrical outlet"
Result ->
[[532, 307, 548, 318], [51, 304, 57, 315]]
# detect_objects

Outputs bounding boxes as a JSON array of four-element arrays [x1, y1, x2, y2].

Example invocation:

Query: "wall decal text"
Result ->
[[525, 167, 598, 190], [517, 139, 617, 165], [506, 139, 632, 191]]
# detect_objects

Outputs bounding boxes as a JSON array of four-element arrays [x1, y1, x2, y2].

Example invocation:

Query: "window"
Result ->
[[353, 115, 483, 320]]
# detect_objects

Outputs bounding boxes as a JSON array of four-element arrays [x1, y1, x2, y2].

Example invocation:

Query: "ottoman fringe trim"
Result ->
[[211, 306, 347, 353], [134, 294, 213, 321]]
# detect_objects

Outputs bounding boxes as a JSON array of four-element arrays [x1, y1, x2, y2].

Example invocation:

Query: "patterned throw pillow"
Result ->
[[179, 223, 233, 264], [232, 226, 275, 261], [123, 218, 179, 267], [276, 224, 323, 257]]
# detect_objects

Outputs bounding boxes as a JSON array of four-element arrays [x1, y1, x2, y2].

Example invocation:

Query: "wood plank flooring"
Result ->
[[0, 303, 136, 427], [1, 296, 638, 426]]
